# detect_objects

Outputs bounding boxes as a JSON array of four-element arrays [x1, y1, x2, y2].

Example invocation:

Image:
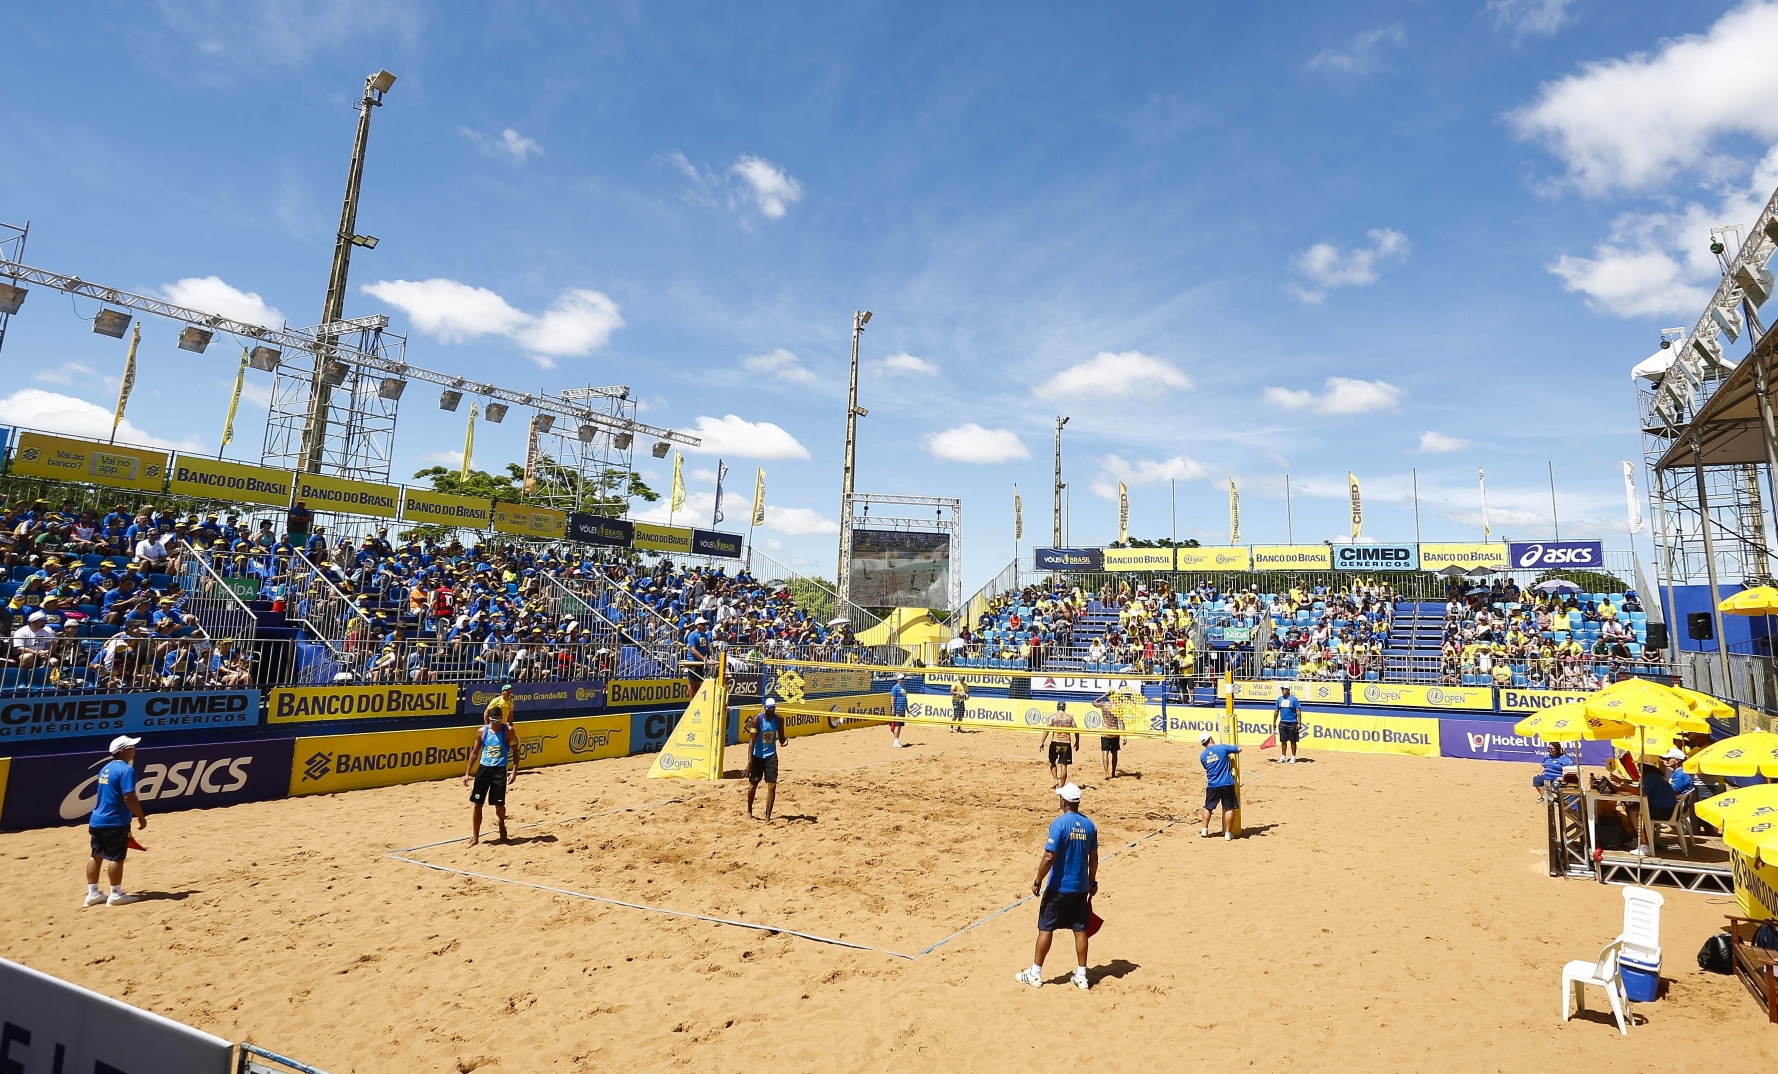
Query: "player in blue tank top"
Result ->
[[463, 686, 521, 845]]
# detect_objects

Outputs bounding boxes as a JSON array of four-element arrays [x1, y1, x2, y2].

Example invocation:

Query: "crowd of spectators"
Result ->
[[1437, 578, 1658, 688]]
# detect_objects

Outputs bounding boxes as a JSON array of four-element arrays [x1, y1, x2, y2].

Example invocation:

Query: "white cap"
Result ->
[[1055, 782, 1083, 803], [1663, 747, 1687, 761], [762, 697, 777, 708], [1199, 731, 1213, 745], [108, 735, 141, 755]]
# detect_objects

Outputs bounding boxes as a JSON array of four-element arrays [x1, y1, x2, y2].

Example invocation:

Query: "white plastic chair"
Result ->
[[1562, 940, 1630, 1034], [1618, 885, 1664, 967]]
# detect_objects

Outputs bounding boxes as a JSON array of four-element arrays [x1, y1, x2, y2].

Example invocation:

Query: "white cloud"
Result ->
[[362, 279, 621, 367], [1290, 229, 1408, 302], [237, 379, 272, 409], [1306, 23, 1406, 74], [161, 276, 285, 328], [683, 414, 810, 460], [923, 424, 1030, 464], [1417, 431, 1472, 454], [464, 126, 543, 162], [731, 156, 803, 219], [34, 363, 105, 388], [1508, 3, 1778, 194], [0, 389, 203, 451], [874, 352, 939, 377], [1034, 351, 1190, 402], [763, 538, 785, 552], [1092, 453, 1209, 499], [742, 348, 818, 384], [764, 506, 839, 536], [1263, 377, 1404, 415], [1548, 247, 1711, 317], [1486, 0, 1578, 38]]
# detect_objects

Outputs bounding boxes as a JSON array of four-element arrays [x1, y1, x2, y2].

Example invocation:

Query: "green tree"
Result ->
[[402, 456, 660, 542], [787, 576, 838, 623]]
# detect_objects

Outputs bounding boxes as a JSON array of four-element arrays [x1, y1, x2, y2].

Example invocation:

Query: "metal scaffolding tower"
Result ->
[[0, 220, 26, 360], [528, 385, 640, 515], [262, 316, 406, 483]]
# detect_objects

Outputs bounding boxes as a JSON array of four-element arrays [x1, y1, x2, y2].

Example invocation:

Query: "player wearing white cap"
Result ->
[[84, 735, 148, 906], [745, 697, 789, 820], [1015, 782, 1099, 990]]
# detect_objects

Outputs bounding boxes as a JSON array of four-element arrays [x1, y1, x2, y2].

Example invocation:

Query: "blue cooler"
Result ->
[[1619, 949, 1660, 1002]]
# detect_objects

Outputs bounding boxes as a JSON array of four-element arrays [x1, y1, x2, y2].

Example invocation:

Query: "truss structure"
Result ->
[[0, 222, 25, 359], [262, 318, 405, 483], [839, 492, 963, 614], [529, 385, 639, 515]]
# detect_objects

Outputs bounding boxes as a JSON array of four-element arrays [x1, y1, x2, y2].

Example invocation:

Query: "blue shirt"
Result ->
[[751, 712, 783, 758], [478, 724, 515, 769], [890, 683, 907, 715], [1044, 812, 1098, 893], [1540, 753, 1572, 781], [1641, 766, 1677, 815], [1201, 744, 1240, 788], [1276, 695, 1301, 722], [90, 759, 137, 829], [1670, 768, 1695, 796]]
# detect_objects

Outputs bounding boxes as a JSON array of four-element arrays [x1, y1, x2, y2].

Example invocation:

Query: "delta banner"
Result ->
[[1299, 711, 1440, 756], [1439, 717, 1612, 766], [1103, 547, 1176, 572], [461, 679, 606, 713], [1, 736, 295, 831], [1419, 542, 1509, 573], [1506, 540, 1605, 570], [1175, 545, 1254, 571], [266, 683, 459, 724], [401, 487, 493, 528], [1217, 679, 1344, 704], [168, 454, 294, 507], [1333, 543, 1420, 571], [10, 431, 168, 493], [0, 689, 262, 743], [1497, 687, 1595, 712], [1251, 545, 1332, 571], [607, 677, 693, 708], [493, 501, 568, 540], [1034, 547, 1104, 572], [1732, 850, 1778, 921], [692, 528, 743, 559], [1352, 682, 1493, 711], [567, 512, 634, 547], [293, 471, 401, 518], [634, 521, 695, 554], [0, 957, 236, 1074]]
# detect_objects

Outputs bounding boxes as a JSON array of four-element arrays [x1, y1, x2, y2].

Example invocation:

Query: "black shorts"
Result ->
[[1204, 784, 1239, 811], [748, 753, 779, 784], [1278, 722, 1301, 745], [1100, 736, 1120, 753], [89, 825, 129, 863], [952, 702, 966, 720], [469, 767, 508, 807], [1037, 888, 1092, 933], [1048, 742, 1074, 766]]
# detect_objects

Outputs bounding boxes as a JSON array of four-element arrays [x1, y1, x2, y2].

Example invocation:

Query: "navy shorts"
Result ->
[[1048, 742, 1074, 766], [748, 753, 780, 784], [89, 825, 130, 863], [1204, 784, 1239, 811], [1037, 888, 1092, 933], [1278, 722, 1300, 745]]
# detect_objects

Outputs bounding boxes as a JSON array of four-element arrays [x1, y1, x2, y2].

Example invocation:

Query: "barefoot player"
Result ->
[[746, 697, 788, 820], [1094, 693, 1122, 780], [1040, 702, 1079, 788], [463, 686, 520, 845]]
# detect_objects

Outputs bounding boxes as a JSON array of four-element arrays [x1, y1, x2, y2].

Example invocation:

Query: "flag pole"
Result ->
[[110, 323, 140, 445]]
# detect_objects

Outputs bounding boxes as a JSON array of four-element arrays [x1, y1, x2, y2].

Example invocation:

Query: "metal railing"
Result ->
[[745, 548, 891, 638], [171, 549, 259, 640], [0, 633, 264, 693]]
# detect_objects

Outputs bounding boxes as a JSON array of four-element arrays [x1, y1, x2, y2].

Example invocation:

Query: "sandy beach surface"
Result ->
[[2, 721, 1774, 1072]]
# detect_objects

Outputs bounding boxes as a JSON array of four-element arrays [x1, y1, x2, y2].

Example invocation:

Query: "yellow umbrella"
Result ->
[[1665, 684, 1735, 720], [1512, 703, 1634, 742], [1682, 730, 1778, 778], [1585, 679, 1713, 734], [1611, 727, 1688, 762], [1694, 783, 1778, 831], [1718, 586, 1778, 614]]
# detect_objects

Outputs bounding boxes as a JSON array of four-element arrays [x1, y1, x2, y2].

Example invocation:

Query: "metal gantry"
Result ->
[[530, 385, 640, 515], [842, 492, 964, 615]]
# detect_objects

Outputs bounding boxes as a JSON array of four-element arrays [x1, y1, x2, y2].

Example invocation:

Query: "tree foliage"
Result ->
[[402, 455, 659, 542]]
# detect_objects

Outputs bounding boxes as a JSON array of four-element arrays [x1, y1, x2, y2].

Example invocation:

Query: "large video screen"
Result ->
[[848, 529, 951, 609]]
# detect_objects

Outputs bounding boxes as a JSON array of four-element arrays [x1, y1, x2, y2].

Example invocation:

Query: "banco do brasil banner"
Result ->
[[1103, 547, 1175, 572], [168, 454, 294, 507], [11, 432, 167, 493], [606, 677, 693, 708], [293, 472, 401, 519], [1250, 545, 1332, 570], [267, 683, 459, 724], [290, 714, 633, 796], [634, 522, 695, 554], [1419, 543, 1508, 572], [0, 690, 261, 743], [401, 487, 493, 528]]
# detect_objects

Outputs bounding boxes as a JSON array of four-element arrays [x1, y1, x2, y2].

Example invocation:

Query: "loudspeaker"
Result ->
[[1644, 622, 1670, 651], [1686, 612, 1714, 641]]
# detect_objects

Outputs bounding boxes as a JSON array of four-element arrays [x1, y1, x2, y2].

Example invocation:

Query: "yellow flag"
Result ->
[[1229, 477, 1241, 544], [670, 452, 686, 514], [647, 676, 724, 780], [220, 349, 247, 452], [752, 468, 766, 526], [1348, 471, 1363, 540], [461, 403, 477, 479], [1014, 485, 1024, 542], [1117, 481, 1130, 544], [111, 323, 140, 444]]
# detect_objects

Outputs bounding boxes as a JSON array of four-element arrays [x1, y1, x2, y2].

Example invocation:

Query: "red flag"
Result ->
[[1086, 904, 1104, 938], [128, 835, 148, 851], [1260, 734, 1277, 750]]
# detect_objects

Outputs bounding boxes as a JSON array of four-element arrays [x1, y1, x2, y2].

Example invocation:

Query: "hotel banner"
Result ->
[[11, 431, 168, 493], [401, 487, 493, 528], [1175, 545, 1254, 571], [1251, 545, 1332, 571], [492, 501, 568, 540], [292, 471, 400, 519], [168, 454, 294, 507], [1102, 546, 1176, 572], [633, 522, 695, 554], [1418, 542, 1508, 573], [1352, 682, 1493, 711]]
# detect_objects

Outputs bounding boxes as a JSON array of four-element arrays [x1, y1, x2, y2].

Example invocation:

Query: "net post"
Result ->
[[1225, 667, 1242, 836]]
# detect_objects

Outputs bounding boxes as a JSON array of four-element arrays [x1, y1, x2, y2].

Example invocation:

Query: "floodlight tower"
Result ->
[[837, 309, 871, 605], [299, 69, 395, 474]]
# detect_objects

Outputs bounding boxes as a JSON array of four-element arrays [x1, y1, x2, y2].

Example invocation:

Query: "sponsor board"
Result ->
[[1217, 680, 1344, 704], [692, 528, 743, 559], [1103, 547, 1176, 572], [290, 725, 479, 796], [921, 671, 1014, 690], [1299, 711, 1440, 756], [1, 736, 295, 830], [866, 692, 1165, 736], [1353, 682, 1492, 711], [512, 714, 633, 767], [168, 454, 294, 506], [400, 487, 493, 528], [292, 472, 401, 518], [1506, 540, 1604, 570], [633, 522, 695, 554], [1418, 542, 1508, 573], [567, 512, 634, 546], [1438, 718, 1611, 766], [0, 690, 261, 742], [1732, 850, 1778, 921], [1497, 687, 1595, 711], [741, 694, 888, 740], [10, 431, 168, 493], [461, 680, 606, 713], [1159, 710, 1277, 745], [0, 758, 9, 817], [607, 678, 692, 708], [1174, 545, 1254, 571], [1332, 543, 1420, 571], [493, 501, 569, 540], [1034, 547, 1104, 572], [267, 684, 459, 724], [1251, 545, 1332, 570], [0, 956, 235, 1074], [629, 708, 683, 754]]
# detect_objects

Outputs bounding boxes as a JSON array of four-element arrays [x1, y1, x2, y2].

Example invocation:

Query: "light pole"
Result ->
[[1053, 416, 1069, 548], [836, 309, 871, 605]]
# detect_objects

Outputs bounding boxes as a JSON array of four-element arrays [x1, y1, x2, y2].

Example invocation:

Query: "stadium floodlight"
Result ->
[[369, 69, 397, 93], [319, 360, 350, 386], [377, 377, 406, 400], [859, 310, 872, 324], [176, 326, 213, 353], [534, 414, 555, 433], [1693, 335, 1727, 369], [439, 389, 462, 412], [0, 282, 25, 315], [349, 234, 379, 250], [613, 432, 633, 450], [92, 309, 131, 338], [1712, 303, 1743, 343], [247, 345, 281, 371], [1736, 262, 1774, 307], [483, 402, 508, 423], [651, 441, 670, 458], [577, 424, 598, 443]]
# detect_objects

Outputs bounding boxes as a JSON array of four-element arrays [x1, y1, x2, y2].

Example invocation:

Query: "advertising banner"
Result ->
[[492, 501, 569, 540], [1217, 679, 1345, 704], [0, 690, 262, 744], [634, 522, 695, 554], [1301, 711, 1440, 756], [1174, 545, 1254, 571], [1029, 674, 1151, 696], [290, 724, 479, 796], [0, 957, 235, 1074], [741, 694, 887, 740], [1, 735, 295, 831], [1034, 547, 1104, 572], [10, 431, 168, 493], [607, 677, 693, 708], [1102, 547, 1176, 572], [1251, 545, 1332, 571], [1496, 687, 1596, 713], [511, 713, 633, 767], [1732, 851, 1778, 921], [400, 487, 493, 528], [1332, 543, 1420, 571], [848, 528, 951, 607], [771, 667, 873, 697], [567, 513, 633, 546], [168, 454, 294, 506], [1419, 542, 1508, 573], [292, 471, 400, 518], [266, 683, 459, 724], [1352, 682, 1492, 710], [460, 679, 606, 713], [1439, 718, 1612, 766], [1506, 540, 1605, 570], [692, 528, 743, 559], [891, 692, 1164, 736]]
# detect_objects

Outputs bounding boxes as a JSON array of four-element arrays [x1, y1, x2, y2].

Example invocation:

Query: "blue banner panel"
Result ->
[[1332, 543, 1419, 571], [1439, 718, 1611, 766], [459, 679, 606, 714], [567, 513, 634, 547], [2, 734, 295, 830], [0, 689, 261, 744], [628, 707, 678, 755], [692, 529, 744, 558], [1034, 547, 1104, 572], [1506, 541, 1605, 570]]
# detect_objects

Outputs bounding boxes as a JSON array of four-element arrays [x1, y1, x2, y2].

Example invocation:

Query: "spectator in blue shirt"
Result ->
[[1015, 782, 1099, 991], [889, 674, 909, 749], [1273, 686, 1302, 763], [1532, 743, 1574, 802], [1199, 732, 1241, 840], [84, 735, 147, 907]]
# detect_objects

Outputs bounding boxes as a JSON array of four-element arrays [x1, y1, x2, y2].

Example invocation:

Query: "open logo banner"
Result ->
[[1353, 682, 1492, 711], [267, 684, 459, 724], [1, 736, 295, 831], [0, 690, 261, 743], [461, 680, 605, 713], [1174, 546, 1253, 571]]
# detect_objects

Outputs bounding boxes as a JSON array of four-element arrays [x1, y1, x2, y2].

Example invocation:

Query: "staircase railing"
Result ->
[[537, 572, 677, 679], [172, 549, 258, 640], [556, 567, 685, 675], [744, 548, 891, 638]]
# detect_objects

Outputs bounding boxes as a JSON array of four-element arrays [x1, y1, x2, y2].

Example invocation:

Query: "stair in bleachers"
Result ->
[[1381, 600, 1443, 683]]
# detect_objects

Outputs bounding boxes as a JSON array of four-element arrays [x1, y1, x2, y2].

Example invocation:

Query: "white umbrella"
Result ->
[[827, 616, 851, 627], [945, 637, 967, 651]]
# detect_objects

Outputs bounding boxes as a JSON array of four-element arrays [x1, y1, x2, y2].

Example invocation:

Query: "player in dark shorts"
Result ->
[[1040, 702, 1079, 788], [950, 678, 969, 733], [1095, 693, 1122, 780], [746, 697, 789, 820], [463, 690, 520, 845]]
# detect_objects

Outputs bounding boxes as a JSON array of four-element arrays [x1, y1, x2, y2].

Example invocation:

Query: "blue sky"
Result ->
[[2, 1, 1774, 591]]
